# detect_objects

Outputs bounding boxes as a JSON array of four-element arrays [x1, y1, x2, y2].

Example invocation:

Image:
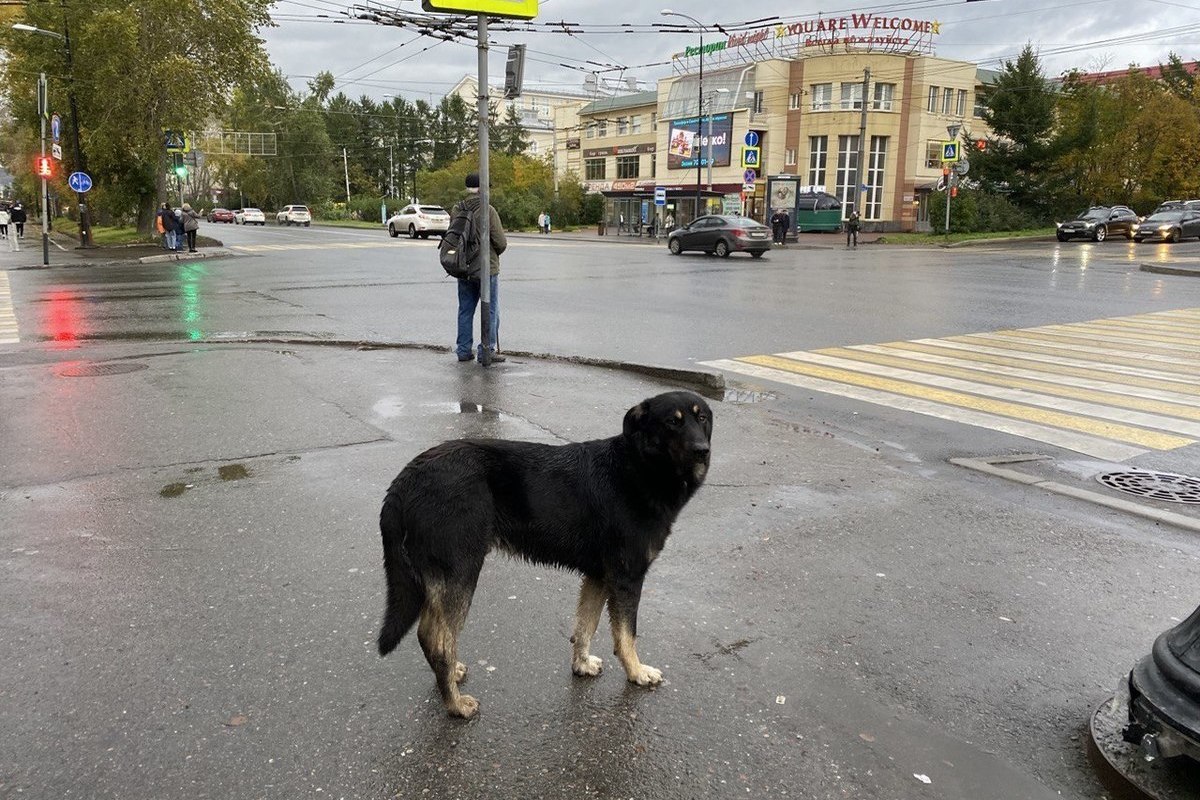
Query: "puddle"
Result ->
[[218, 464, 250, 481], [159, 482, 190, 498]]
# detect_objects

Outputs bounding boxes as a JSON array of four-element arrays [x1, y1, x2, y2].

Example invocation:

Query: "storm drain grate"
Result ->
[[56, 362, 149, 378], [1096, 470, 1200, 504]]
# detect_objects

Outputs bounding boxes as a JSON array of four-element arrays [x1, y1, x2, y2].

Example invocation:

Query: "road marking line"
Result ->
[[742, 353, 1193, 450], [1005, 326, 1200, 360], [702, 358, 1149, 461], [952, 333, 1200, 375], [0, 271, 17, 343]]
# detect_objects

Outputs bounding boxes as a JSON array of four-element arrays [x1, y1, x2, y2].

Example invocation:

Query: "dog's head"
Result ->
[[623, 391, 713, 491]]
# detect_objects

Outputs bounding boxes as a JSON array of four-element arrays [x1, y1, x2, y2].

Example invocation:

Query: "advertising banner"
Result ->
[[666, 114, 732, 170]]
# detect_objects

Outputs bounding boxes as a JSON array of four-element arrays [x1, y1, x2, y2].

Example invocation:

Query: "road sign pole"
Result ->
[[944, 170, 952, 235], [39, 73, 49, 266]]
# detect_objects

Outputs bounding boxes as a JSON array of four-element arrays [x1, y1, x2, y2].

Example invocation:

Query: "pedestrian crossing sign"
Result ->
[[741, 146, 761, 169], [941, 141, 960, 162]]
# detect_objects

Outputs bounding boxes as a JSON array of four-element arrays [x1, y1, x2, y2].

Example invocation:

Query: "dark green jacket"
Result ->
[[452, 194, 506, 276]]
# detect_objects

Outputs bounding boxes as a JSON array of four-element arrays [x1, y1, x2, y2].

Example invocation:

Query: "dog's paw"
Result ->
[[454, 662, 468, 684], [448, 694, 479, 719], [628, 664, 663, 686], [572, 655, 603, 677]]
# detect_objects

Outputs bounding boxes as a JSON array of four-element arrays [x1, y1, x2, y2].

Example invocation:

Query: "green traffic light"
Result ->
[[174, 166, 188, 178]]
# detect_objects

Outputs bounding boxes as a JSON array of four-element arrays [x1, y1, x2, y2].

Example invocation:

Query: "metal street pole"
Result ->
[[342, 147, 351, 203], [39, 72, 49, 266], [855, 67, 870, 217], [662, 10, 705, 220], [705, 95, 714, 191], [476, 13, 494, 367]]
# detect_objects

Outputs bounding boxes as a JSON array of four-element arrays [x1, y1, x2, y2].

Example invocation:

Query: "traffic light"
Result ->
[[35, 156, 52, 177], [172, 151, 187, 179], [975, 138, 988, 152]]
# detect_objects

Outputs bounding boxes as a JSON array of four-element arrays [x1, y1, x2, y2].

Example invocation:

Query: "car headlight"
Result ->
[[1083, 221, 1095, 228], [1159, 225, 1172, 231]]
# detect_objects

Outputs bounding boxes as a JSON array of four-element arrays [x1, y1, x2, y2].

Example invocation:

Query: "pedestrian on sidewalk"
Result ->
[[846, 209, 861, 249], [10, 203, 27, 239], [543, 211, 551, 235], [451, 172, 507, 364], [0, 206, 10, 240], [770, 208, 788, 245], [156, 205, 168, 249], [159, 203, 180, 251], [180, 203, 200, 253]]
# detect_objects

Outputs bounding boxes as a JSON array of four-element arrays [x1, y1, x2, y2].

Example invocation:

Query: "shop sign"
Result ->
[[674, 11, 940, 59], [566, 138, 581, 150], [665, 114, 733, 170]]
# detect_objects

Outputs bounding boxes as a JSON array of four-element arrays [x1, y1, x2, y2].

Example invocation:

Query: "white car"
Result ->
[[386, 204, 450, 239], [277, 204, 312, 226], [234, 207, 266, 225]]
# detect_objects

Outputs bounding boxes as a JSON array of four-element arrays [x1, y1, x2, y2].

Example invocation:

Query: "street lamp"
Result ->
[[661, 9, 708, 220], [705, 87, 729, 192], [13, 22, 93, 248]]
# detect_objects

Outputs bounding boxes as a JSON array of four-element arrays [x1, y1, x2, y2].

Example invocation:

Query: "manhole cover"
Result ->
[[56, 362, 149, 378], [1096, 470, 1200, 504]]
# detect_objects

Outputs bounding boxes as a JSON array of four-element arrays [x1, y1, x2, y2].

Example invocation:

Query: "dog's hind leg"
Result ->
[[417, 581, 479, 719], [607, 579, 663, 686], [570, 576, 608, 677]]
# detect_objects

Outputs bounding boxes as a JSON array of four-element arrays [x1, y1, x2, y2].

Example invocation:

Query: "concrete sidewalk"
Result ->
[[1, 335, 1190, 798], [0, 229, 238, 270]]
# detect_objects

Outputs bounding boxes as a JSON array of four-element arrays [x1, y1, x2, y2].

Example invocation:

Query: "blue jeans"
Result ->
[[456, 274, 499, 359], [165, 230, 179, 250]]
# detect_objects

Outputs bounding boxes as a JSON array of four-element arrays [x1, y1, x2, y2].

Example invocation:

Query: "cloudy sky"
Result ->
[[263, 0, 1200, 103]]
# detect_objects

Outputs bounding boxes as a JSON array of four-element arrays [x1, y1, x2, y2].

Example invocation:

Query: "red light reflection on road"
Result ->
[[45, 290, 83, 345]]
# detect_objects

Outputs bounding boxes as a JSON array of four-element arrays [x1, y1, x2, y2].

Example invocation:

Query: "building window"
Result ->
[[753, 90, 765, 113], [811, 83, 832, 111], [865, 135, 887, 220], [808, 135, 828, 188], [973, 95, 986, 118], [585, 122, 596, 139], [651, 112, 657, 131], [651, 155, 656, 178], [942, 87, 953, 115], [597, 119, 608, 137], [785, 148, 796, 167], [585, 158, 606, 180], [835, 134, 860, 217], [956, 89, 967, 117], [927, 86, 939, 113], [631, 115, 642, 134], [616, 154, 639, 179], [789, 92, 802, 110], [925, 140, 943, 169], [617, 117, 628, 135], [840, 82, 863, 111], [872, 83, 894, 111]]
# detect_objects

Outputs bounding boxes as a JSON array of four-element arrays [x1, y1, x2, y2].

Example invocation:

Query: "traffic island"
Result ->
[[1140, 261, 1200, 277]]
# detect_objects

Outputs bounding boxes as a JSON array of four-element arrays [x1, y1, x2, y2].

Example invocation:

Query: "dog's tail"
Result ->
[[377, 498, 425, 657]]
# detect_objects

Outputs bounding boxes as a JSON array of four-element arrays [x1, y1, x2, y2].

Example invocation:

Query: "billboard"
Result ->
[[666, 114, 732, 170]]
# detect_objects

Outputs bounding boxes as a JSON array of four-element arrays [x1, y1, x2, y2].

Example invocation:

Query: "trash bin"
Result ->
[[597, 220, 605, 236]]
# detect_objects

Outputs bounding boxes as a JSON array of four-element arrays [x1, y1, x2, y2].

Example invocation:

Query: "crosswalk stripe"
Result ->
[[740, 353, 1193, 450], [702, 308, 1200, 460], [704, 357, 1150, 462], [0, 271, 17, 343]]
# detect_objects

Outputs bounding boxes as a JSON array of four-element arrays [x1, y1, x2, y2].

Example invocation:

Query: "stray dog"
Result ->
[[376, 391, 713, 718]]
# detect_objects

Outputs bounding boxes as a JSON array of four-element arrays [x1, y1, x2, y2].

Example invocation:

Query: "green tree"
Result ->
[[497, 103, 531, 155], [1158, 53, 1196, 101], [0, 0, 273, 232], [973, 44, 1058, 215]]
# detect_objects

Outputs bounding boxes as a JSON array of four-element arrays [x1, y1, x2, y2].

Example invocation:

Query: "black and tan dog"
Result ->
[[376, 391, 713, 718]]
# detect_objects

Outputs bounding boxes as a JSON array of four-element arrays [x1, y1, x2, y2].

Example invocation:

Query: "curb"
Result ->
[[1140, 262, 1200, 277], [138, 248, 241, 264]]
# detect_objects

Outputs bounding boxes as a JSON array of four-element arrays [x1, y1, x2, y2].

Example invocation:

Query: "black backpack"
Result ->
[[439, 201, 481, 280]]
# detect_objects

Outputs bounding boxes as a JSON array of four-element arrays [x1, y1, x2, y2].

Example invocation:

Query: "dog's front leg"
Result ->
[[607, 578, 662, 686], [571, 576, 607, 676]]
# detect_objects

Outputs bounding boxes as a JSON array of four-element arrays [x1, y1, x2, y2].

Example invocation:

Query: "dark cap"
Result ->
[[465, 172, 480, 189]]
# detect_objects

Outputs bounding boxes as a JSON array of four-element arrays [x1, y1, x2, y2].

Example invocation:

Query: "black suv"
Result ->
[[1056, 206, 1138, 242]]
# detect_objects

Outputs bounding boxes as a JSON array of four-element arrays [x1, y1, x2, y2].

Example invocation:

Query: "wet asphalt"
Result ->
[[1, 229, 1199, 799]]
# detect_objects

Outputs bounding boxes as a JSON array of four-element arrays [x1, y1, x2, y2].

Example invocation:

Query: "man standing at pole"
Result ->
[[452, 172, 506, 364]]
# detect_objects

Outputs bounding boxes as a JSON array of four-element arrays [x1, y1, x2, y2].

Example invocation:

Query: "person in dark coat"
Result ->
[[769, 208, 788, 245], [451, 172, 507, 364], [10, 203, 27, 238], [846, 209, 861, 249]]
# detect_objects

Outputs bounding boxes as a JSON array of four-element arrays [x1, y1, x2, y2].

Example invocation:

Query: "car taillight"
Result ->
[[732, 229, 748, 237]]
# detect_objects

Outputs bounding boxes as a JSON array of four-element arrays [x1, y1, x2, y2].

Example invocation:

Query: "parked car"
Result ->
[[277, 204, 312, 226], [234, 207, 266, 225], [1055, 206, 1138, 242], [386, 204, 451, 239], [667, 214, 773, 258], [206, 207, 234, 224], [1133, 209, 1200, 243]]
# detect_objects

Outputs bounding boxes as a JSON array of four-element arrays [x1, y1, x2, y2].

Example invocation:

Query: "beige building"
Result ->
[[447, 75, 589, 162], [553, 17, 993, 232]]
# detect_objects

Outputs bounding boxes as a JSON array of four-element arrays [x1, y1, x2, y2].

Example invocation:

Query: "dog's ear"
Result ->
[[623, 400, 649, 439]]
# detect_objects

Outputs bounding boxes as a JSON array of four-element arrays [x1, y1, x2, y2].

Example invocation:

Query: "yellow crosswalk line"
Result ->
[[740, 354, 1192, 450], [0, 271, 17, 343], [703, 308, 1200, 459]]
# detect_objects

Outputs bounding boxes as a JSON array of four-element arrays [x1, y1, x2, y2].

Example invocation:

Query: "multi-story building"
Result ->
[[553, 15, 995, 232], [446, 75, 589, 161]]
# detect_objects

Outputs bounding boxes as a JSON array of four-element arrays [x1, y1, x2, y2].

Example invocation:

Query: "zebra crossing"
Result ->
[[230, 237, 569, 254], [0, 271, 18, 344], [701, 309, 1200, 461]]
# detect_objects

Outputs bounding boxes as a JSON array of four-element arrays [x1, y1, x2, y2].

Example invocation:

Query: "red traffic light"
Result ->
[[35, 156, 53, 177], [975, 138, 987, 152]]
